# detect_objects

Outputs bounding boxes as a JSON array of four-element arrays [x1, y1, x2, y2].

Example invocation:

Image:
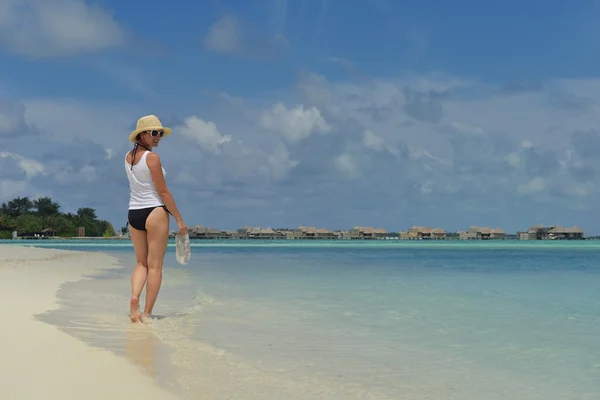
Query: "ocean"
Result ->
[[7, 239, 600, 399]]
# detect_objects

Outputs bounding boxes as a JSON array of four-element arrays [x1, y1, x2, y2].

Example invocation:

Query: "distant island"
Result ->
[[0, 196, 592, 241]]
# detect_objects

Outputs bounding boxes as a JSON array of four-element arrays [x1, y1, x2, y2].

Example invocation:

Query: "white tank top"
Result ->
[[124, 150, 166, 210]]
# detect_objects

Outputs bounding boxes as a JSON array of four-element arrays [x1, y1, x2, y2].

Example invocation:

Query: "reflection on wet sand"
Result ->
[[126, 322, 160, 377]]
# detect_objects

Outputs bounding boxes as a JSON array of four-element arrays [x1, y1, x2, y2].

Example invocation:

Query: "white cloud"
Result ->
[[517, 177, 548, 195], [203, 15, 241, 55], [177, 116, 232, 154], [419, 180, 434, 195], [450, 121, 485, 136], [505, 153, 520, 167], [521, 140, 534, 148], [362, 129, 385, 152], [0, 0, 127, 57], [203, 14, 288, 59], [0, 104, 22, 133], [260, 102, 332, 143], [564, 181, 596, 197], [266, 143, 299, 182], [0, 152, 45, 178], [333, 153, 359, 179], [0, 101, 36, 137]]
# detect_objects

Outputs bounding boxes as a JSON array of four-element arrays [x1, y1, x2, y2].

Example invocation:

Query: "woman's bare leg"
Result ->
[[129, 225, 148, 322], [143, 207, 170, 318]]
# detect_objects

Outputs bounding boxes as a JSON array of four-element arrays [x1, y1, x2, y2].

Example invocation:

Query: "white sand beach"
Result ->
[[0, 244, 179, 400]]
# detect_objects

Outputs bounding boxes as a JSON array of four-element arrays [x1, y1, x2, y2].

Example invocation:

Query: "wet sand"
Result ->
[[0, 244, 180, 400]]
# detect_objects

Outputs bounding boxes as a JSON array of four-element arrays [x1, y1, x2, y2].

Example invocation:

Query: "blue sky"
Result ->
[[1, 0, 599, 235]]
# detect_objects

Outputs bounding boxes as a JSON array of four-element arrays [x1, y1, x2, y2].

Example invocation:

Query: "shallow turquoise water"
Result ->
[[12, 239, 600, 399]]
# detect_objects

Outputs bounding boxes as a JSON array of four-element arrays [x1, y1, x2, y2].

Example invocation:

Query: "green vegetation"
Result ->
[[0, 196, 115, 239]]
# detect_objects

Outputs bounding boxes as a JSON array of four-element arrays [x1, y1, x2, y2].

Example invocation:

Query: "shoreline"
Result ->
[[0, 244, 181, 400], [6, 236, 600, 241], [3, 238, 600, 251]]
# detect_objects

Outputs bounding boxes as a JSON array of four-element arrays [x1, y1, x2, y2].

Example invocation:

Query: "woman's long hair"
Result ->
[[129, 135, 151, 171]]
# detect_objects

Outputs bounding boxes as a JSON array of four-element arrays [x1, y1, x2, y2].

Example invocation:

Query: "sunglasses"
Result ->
[[144, 130, 164, 138]]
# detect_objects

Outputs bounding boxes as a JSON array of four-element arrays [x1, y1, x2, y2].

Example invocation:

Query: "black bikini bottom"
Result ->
[[128, 206, 169, 231]]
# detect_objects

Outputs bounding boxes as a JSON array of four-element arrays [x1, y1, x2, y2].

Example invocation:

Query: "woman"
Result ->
[[124, 114, 188, 323]]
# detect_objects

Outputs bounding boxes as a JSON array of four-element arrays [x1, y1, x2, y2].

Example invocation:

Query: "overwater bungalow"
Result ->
[[517, 225, 585, 240], [459, 226, 505, 240], [240, 226, 286, 239], [547, 226, 584, 240], [399, 226, 447, 240], [297, 226, 318, 239], [349, 226, 388, 239], [188, 225, 230, 239]]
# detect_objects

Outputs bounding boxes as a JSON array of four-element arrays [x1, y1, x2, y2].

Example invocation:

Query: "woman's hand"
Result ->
[[176, 219, 188, 236]]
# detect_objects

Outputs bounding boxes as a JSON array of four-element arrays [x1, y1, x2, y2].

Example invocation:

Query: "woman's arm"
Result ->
[[146, 152, 187, 233]]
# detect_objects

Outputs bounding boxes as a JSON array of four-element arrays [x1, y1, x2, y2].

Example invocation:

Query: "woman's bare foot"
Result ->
[[141, 313, 152, 324], [130, 297, 142, 322]]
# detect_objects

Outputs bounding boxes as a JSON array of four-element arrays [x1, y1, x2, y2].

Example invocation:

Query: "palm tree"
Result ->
[[33, 196, 61, 216], [5, 197, 33, 216], [77, 207, 97, 221]]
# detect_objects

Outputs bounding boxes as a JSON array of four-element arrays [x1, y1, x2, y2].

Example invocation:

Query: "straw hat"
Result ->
[[129, 115, 172, 143]]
